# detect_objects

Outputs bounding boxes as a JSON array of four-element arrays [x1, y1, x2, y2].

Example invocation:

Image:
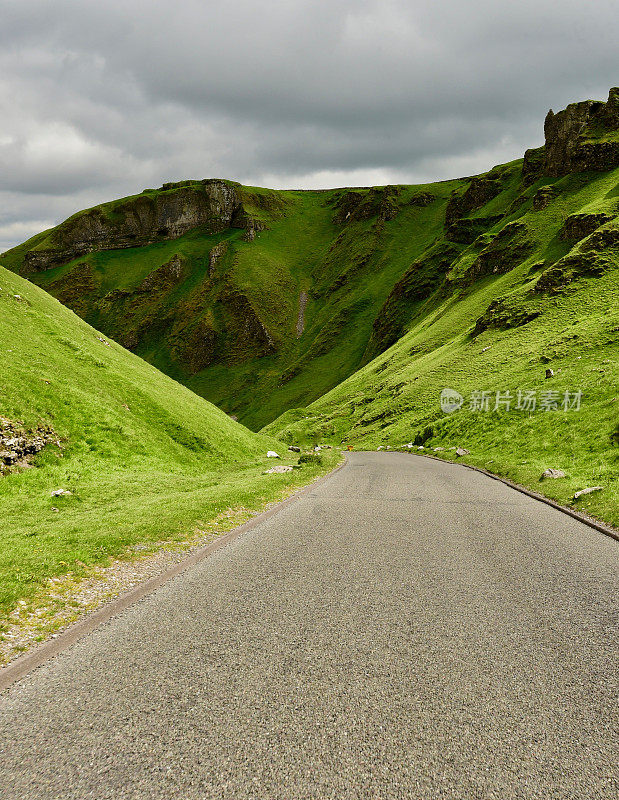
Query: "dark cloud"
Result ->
[[1, 0, 617, 249]]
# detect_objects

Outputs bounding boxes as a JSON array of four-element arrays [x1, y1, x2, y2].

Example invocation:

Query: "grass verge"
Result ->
[[1, 449, 342, 665]]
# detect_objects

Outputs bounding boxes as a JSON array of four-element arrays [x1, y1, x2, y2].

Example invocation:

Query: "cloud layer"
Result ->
[[1, 0, 617, 250]]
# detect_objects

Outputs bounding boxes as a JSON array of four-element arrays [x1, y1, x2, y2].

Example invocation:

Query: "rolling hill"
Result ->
[[0, 264, 333, 635]]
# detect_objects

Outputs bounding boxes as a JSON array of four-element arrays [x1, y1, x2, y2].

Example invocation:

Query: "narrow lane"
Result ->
[[1, 453, 617, 799]]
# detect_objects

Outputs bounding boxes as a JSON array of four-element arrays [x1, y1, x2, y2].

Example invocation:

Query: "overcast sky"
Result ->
[[1, 0, 617, 251]]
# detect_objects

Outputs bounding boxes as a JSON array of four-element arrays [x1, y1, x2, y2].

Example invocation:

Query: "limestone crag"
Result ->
[[532, 185, 558, 211], [22, 180, 244, 273], [138, 254, 185, 292], [444, 173, 506, 227], [560, 212, 616, 242], [543, 88, 619, 177], [464, 222, 533, 284], [0, 417, 58, 474], [333, 187, 401, 225]]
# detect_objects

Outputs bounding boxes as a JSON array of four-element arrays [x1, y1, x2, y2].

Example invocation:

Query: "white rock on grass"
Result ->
[[455, 448, 470, 456], [573, 486, 603, 500], [266, 451, 280, 458], [264, 465, 294, 474], [51, 489, 72, 497], [541, 468, 566, 479]]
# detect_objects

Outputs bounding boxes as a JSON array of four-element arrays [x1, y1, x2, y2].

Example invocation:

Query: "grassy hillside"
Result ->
[[266, 163, 619, 526], [2, 87, 618, 539], [0, 265, 335, 628], [2, 179, 470, 430]]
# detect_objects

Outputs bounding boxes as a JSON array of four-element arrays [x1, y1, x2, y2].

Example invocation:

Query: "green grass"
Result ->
[[267, 168, 619, 527], [2, 90, 619, 546], [0, 265, 339, 622], [2, 179, 469, 431]]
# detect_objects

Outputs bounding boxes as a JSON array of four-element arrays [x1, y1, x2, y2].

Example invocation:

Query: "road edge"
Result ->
[[410, 451, 619, 543], [0, 456, 348, 694]]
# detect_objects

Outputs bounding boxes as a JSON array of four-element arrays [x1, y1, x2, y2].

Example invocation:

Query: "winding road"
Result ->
[[1, 452, 617, 799]]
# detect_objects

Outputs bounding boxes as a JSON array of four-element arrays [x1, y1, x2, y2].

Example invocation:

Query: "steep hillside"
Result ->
[[267, 90, 619, 526], [2, 178, 472, 430], [0, 265, 334, 629], [4, 91, 618, 434], [3, 88, 618, 530]]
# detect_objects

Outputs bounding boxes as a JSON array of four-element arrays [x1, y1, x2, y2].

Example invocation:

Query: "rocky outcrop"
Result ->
[[138, 254, 185, 292], [560, 212, 616, 242], [445, 174, 506, 228], [464, 222, 533, 284], [172, 318, 219, 373], [22, 180, 244, 274], [241, 218, 268, 242], [472, 296, 541, 336], [409, 191, 435, 207], [218, 286, 277, 364], [366, 242, 459, 358], [49, 263, 98, 317], [543, 88, 619, 177], [208, 241, 228, 276], [521, 88, 619, 182], [0, 417, 57, 474], [535, 220, 618, 293], [579, 221, 619, 253], [532, 185, 559, 210], [333, 187, 401, 225], [522, 146, 546, 186]]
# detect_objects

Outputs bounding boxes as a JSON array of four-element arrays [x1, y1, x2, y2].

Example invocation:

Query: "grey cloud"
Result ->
[[0, 0, 617, 249]]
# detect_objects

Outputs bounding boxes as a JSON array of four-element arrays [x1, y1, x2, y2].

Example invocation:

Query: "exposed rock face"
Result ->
[[23, 180, 244, 274], [536, 221, 618, 292], [445, 175, 504, 228], [241, 220, 268, 242], [218, 286, 277, 364], [560, 212, 616, 242], [521, 89, 619, 182], [522, 146, 546, 186], [543, 88, 619, 177], [0, 417, 57, 474], [472, 296, 541, 336], [208, 241, 228, 276], [333, 186, 401, 225], [49, 253, 188, 354], [49, 263, 98, 317], [366, 243, 459, 358], [464, 222, 533, 284], [173, 318, 219, 373], [138, 254, 185, 292], [532, 185, 559, 211], [409, 191, 435, 207]]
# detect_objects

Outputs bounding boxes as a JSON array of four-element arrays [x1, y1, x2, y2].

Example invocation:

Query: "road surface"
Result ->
[[1, 452, 617, 799]]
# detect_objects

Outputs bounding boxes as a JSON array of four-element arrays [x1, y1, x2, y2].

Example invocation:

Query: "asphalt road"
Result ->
[[1, 452, 617, 799]]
